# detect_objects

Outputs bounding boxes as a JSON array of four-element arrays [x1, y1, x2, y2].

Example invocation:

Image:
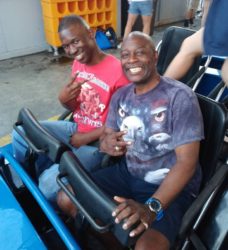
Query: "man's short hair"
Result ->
[[125, 31, 156, 52], [58, 15, 90, 33]]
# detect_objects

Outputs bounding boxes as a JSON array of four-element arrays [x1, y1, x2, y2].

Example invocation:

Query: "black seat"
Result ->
[[174, 94, 228, 249], [175, 164, 228, 250], [14, 108, 69, 178], [197, 94, 228, 186], [156, 26, 202, 84], [195, 176, 228, 250], [14, 109, 133, 247], [57, 151, 137, 247]]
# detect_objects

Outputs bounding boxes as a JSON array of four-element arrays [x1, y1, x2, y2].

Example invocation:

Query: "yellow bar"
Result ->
[[0, 134, 11, 147]]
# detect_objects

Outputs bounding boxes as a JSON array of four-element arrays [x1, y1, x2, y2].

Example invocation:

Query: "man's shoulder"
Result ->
[[101, 55, 128, 85], [92, 54, 123, 74], [160, 76, 185, 87], [103, 54, 122, 67], [160, 76, 194, 95], [72, 54, 120, 68], [113, 83, 133, 96]]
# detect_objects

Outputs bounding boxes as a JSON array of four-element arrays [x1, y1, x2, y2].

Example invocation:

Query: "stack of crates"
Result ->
[[41, 0, 117, 48]]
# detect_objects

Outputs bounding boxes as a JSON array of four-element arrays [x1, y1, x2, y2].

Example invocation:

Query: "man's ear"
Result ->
[[154, 50, 159, 65], [88, 28, 95, 39]]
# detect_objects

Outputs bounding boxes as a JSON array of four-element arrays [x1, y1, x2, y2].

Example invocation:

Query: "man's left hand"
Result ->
[[70, 132, 89, 148], [112, 196, 156, 237]]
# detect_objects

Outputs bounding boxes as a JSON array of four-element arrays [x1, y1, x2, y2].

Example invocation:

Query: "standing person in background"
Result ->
[[201, 0, 211, 26], [119, 0, 154, 48], [184, 0, 199, 28], [164, 0, 228, 88], [203, 0, 228, 86]]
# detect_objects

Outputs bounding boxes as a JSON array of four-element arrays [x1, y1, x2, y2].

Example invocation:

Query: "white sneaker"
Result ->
[[117, 43, 122, 49]]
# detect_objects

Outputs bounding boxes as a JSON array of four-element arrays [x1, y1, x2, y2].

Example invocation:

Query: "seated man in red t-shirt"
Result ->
[[12, 15, 129, 202]]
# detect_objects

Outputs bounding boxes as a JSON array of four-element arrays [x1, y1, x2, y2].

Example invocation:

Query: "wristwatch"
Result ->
[[145, 197, 164, 221]]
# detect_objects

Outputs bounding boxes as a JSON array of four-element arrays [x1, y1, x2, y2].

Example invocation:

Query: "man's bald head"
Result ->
[[122, 31, 156, 53]]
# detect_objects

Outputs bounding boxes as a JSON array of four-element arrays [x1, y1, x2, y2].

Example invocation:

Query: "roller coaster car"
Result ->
[[1, 91, 228, 250], [1, 25, 228, 250]]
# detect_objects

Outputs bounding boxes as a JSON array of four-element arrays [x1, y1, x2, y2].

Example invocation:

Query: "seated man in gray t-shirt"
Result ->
[[57, 31, 204, 250]]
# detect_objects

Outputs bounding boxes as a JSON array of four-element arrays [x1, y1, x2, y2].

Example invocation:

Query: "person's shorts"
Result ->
[[128, 1, 153, 16], [91, 157, 195, 245], [204, 0, 228, 57], [186, 0, 199, 10]]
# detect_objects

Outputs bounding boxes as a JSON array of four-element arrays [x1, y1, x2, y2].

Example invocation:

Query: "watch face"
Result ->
[[151, 200, 161, 211], [150, 200, 161, 212], [146, 198, 164, 221]]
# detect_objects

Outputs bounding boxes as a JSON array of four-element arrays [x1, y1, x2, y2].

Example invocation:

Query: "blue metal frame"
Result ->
[[0, 145, 81, 250], [0, 175, 47, 250]]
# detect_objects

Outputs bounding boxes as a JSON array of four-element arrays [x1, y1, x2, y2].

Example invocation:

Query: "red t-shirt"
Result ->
[[71, 54, 129, 133]]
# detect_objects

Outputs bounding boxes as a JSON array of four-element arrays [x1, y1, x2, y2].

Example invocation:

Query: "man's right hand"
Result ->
[[59, 73, 82, 106], [100, 128, 132, 156]]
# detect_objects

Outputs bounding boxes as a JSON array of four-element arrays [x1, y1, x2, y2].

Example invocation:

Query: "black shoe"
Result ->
[[184, 19, 189, 27], [74, 212, 89, 233]]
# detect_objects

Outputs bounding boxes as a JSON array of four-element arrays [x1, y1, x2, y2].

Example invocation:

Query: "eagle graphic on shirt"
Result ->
[[117, 99, 172, 184]]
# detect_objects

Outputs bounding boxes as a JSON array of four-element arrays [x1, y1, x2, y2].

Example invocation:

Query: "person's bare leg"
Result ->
[[184, 4, 193, 27], [201, 0, 211, 26], [135, 228, 170, 250], [221, 58, 228, 87], [123, 13, 138, 39], [142, 15, 153, 35], [57, 186, 77, 218], [186, 8, 194, 20], [164, 28, 204, 80]]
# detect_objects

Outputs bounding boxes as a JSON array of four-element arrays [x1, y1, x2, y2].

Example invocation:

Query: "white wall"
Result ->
[[0, 0, 48, 60], [155, 0, 186, 25]]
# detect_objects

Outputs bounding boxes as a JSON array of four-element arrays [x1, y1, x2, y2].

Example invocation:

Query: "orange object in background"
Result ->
[[40, 0, 117, 47]]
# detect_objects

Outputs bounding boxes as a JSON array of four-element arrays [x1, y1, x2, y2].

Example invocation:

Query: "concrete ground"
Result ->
[[0, 20, 201, 145]]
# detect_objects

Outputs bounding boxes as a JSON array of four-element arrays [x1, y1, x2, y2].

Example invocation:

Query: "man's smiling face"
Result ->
[[121, 34, 158, 85], [60, 24, 95, 64]]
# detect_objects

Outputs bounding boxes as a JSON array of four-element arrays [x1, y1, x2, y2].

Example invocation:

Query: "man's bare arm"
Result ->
[[152, 141, 200, 209], [70, 126, 105, 148], [112, 141, 200, 237], [164, 28, 204, 80]]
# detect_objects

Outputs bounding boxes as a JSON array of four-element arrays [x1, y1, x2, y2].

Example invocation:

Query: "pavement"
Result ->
[[0, 19, 201, 146]]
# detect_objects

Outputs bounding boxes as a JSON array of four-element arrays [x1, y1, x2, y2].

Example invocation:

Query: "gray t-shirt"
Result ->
[[106, 76, 204, 196]]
